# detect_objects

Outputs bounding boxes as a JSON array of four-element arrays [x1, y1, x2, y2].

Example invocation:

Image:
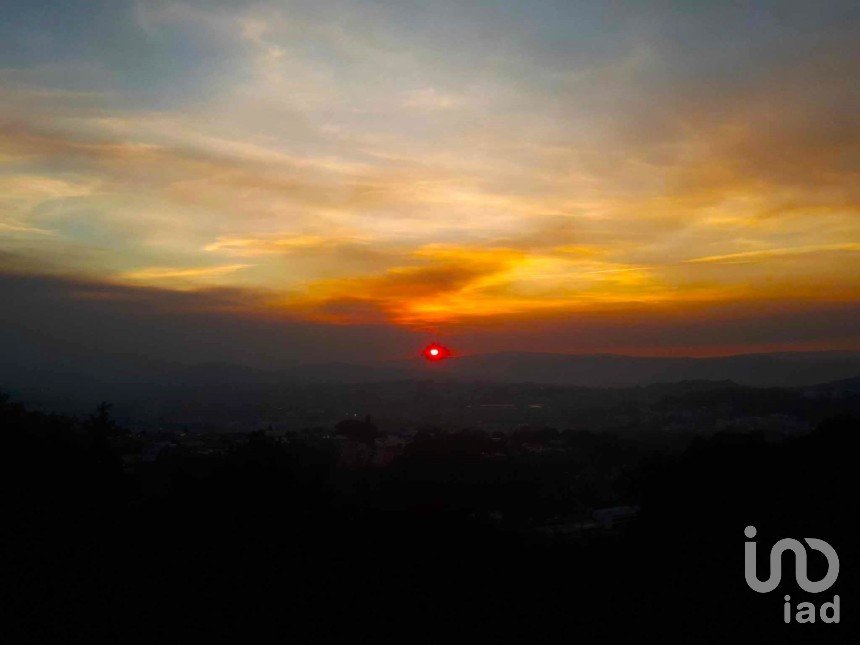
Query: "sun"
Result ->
[[422, 342, 451, 361]]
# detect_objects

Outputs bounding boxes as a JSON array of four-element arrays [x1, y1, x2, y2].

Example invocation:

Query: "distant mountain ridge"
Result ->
[[404, 352, 860, 387], [292, 350, 860, 389], [3, 349, 859, 429], [3, 349, 860, 395]]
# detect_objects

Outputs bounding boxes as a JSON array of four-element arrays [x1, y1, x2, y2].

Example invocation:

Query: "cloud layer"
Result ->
[[1, 1, 858, 354]]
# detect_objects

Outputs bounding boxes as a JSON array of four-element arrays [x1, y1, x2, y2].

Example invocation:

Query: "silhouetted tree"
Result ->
[[335, 415, 379, 445]]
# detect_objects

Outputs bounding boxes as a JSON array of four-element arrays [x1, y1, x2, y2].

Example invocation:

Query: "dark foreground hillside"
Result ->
[[2, 391, 858, 643]]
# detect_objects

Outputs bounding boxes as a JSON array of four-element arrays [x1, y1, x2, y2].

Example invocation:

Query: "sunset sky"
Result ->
[[1, 1, 858, 361]]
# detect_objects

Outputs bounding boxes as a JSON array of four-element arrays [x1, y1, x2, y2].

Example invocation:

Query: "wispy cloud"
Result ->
[[401, 87, 466, 111], [686, 244, 860, 265], [117, 264, 252, 286], [0, 221, 55, 235]]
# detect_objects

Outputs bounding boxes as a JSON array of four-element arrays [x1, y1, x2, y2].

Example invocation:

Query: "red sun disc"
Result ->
[[422, 343, 451, 361]]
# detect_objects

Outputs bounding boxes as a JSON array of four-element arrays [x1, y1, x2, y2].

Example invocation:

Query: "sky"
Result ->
[[0, 0, 858, 362]]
